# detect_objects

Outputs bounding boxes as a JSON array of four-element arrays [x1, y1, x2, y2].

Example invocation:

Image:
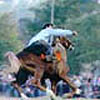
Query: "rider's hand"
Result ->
[[73, 31, 78, 36]]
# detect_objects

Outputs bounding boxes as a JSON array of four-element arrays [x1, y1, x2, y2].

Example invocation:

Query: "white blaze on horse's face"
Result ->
[[69, 45, 74, 51], [65, 42, 68, 47]]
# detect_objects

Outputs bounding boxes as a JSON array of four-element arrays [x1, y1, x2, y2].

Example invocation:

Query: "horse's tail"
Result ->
[[4, 51, 21, 74]]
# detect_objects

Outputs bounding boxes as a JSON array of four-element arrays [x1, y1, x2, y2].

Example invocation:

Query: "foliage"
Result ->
[[0, 13, 23, 65]]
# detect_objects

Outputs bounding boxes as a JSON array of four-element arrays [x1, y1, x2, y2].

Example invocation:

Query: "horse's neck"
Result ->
[[53, 42, 67, 62]]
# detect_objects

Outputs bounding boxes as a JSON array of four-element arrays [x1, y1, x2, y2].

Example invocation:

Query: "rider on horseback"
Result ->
[[3, 23, 81, 98], [24, 23, 78, 61]]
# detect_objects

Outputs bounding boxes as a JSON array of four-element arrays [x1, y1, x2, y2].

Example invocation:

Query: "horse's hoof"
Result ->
[[46, 88, 56, 100], [75, 88, 82, 94], [21, 93, 28, 99], [62, 93, 73, 98]]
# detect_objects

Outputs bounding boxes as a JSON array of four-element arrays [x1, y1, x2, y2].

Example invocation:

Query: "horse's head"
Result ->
[[53, 36, 74, 50]]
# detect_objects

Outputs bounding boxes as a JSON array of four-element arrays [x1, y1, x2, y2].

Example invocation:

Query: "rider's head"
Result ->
[[42, 23, 53, 29]]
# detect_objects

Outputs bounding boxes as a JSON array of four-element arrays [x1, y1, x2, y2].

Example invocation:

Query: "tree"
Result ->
[[0, 12, 23, 65]]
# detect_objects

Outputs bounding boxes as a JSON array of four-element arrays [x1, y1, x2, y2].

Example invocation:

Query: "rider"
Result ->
[[25, 23, 78, 60]]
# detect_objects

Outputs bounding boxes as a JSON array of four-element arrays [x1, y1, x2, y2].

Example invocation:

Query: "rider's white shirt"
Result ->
[[28, 28, 74, 46]]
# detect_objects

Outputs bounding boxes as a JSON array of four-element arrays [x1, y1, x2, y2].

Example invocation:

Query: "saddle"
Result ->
[[23, 40, 54, 62], [24, 40, 49, 55]]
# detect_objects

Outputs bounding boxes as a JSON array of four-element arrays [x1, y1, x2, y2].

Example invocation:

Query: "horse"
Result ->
[[3, 36, 80, 99]]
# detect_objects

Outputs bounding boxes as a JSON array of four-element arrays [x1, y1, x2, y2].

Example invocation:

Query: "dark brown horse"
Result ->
[[4, 36, 80, 99]]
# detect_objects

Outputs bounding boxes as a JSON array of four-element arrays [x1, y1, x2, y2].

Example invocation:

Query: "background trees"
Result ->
[[0, 13, 23, 65]]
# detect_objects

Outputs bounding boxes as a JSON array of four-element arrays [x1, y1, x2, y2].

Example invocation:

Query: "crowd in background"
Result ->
[[72, 74, 100, 98], [0, 73, 100, 99]]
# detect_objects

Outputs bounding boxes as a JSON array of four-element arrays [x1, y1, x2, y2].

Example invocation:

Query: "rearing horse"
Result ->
[[4, 36, 80, 99]]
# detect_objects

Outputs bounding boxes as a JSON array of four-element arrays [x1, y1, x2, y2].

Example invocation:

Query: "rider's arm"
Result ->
[[50, 29, 77, 37]]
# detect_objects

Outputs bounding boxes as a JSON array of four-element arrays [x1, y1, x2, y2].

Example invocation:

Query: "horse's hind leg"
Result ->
[[11, 67, 31, 99], [11, 82, 28, 99]]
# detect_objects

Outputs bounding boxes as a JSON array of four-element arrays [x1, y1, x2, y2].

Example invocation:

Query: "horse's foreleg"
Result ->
[[30, 68, 56, 99], [59, 72, 78, 98], [31, 79, 56, 99]]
